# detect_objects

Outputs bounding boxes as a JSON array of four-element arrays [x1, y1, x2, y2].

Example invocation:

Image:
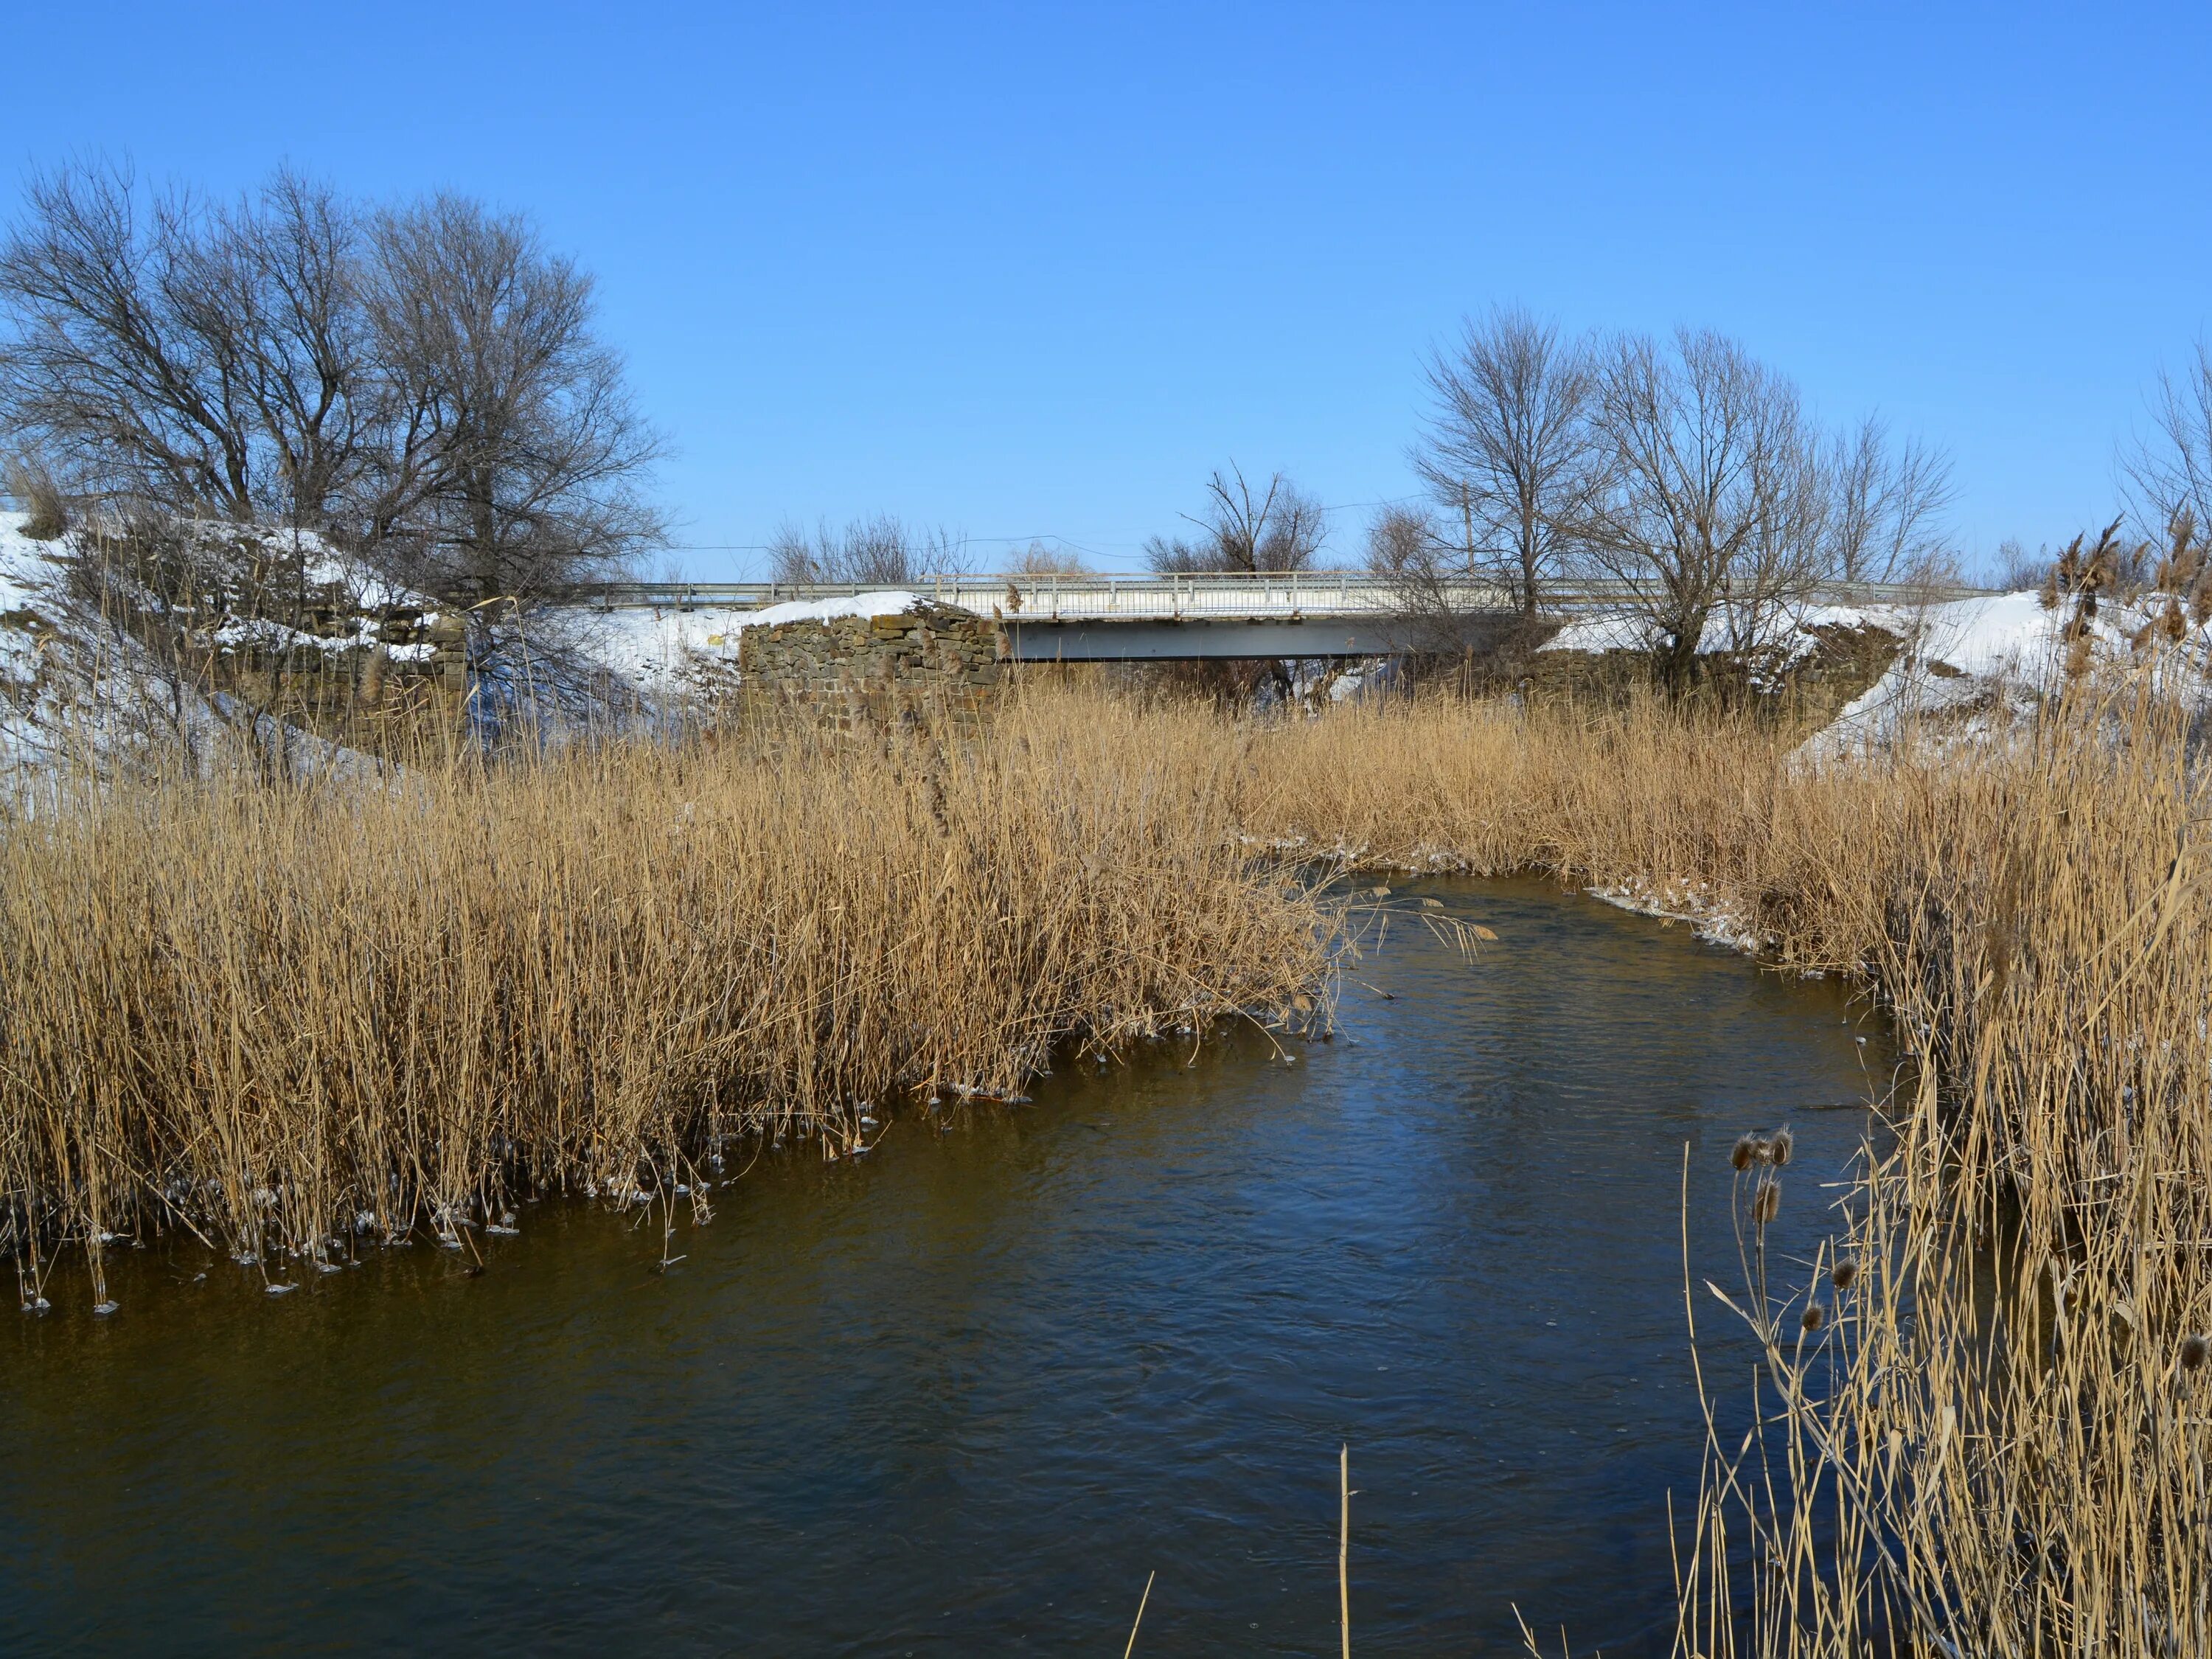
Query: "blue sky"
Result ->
[[4, 3, 2208, 577]]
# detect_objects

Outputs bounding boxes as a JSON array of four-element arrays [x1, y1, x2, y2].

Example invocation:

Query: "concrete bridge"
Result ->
[[568, 571, 1982, 661]]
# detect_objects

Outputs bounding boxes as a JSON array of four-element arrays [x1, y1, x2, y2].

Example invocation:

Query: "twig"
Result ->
[[1340, 1444, 1352, 1659], [1122, 1569, 1154, 1658]]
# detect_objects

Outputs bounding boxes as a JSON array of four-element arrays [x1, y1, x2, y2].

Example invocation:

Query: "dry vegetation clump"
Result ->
[[11, 653, 2211, 1650], [1661, 684, 2212, 1659], [0, 695, 1332, 1306], [1206, 676, 2212, 1657]]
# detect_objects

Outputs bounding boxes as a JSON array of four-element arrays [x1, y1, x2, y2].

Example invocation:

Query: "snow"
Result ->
[[746, 591, 925, 627], [1799, 591, 2212, 763], [0, 512, 437, 785], [0, 504, 939, 767], [583, 590, 925, 686], [1543, 597, 1893, 661], [1537, 583, 2212, 762]]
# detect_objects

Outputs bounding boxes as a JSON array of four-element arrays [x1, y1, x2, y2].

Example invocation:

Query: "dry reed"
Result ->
[[10, 651, 2209, 1652], [0, 695, 1330, 1303], [1200, 675, 2212, 1656]]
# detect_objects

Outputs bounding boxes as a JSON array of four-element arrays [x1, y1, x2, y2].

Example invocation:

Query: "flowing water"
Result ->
[[1, 878, 1889, 1656]]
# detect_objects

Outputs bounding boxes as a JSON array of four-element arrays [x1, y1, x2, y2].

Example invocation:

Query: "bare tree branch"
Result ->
[[1411, 305, 1600, 613], [1147, 463, 1325, 573], [2125, 341, 2212, 546], [1582, 327, 1830, 689]]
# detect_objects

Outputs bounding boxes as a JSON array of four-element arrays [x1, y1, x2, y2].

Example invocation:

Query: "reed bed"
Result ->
[[10, 660, 2208, 1652], [0, 696, 1331, 1304], [1209, 679, 2212, 1657]]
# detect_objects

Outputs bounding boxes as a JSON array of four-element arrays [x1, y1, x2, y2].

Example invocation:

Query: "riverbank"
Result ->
[[0, 698, 1332, 1306], [7, 674, 2203, 1653], [1, 876, 1874, 1655], [1217, 680, 2208, 1657]]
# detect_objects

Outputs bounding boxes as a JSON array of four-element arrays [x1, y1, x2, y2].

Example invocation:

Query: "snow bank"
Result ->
[[0, 512, 439, 783], [1541, 597, 1892, 660], [585, 591, 925, 686], [1801, 591, 2211, 762], [1538, 582, 2212, 762]]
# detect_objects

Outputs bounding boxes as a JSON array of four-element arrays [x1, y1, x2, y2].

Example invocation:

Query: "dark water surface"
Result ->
[[1, 878, 1889, 1657]]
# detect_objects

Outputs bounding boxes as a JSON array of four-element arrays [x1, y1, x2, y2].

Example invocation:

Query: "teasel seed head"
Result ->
[[1769, 1127, 1794, 1167], [2182, 1333, 2211, 1374], [1801, 1301, 1827, 1332], [1731, 1134, 1759, 1171], [1830, 1256, 1859, 1292], [1752, 1178, 1781, 1225]]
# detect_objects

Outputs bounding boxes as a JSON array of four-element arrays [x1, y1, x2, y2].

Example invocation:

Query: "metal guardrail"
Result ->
[[561, 572, 1993, 619]]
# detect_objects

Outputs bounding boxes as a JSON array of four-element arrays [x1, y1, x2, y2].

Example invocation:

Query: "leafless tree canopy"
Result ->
[[1581, 328, 1832, 686], [1008, 540, 1089, 575], [2124, 341, 2212, 546], [1146, 465, 1326, 573], [0, 162, 371, 528], [766, 514, 959, 585], [1359, 501, 1459, 646], [1363, 502, 1436, 578], [1826, 414, 1955, 583], [0, 160, 665, 607], [1412, 305, 1600, 613], [364, 195, 666, 604]]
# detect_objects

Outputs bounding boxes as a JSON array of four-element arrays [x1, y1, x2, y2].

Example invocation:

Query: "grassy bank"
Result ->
[[8, 673, 2205, 1652], [1209, 683, 2208, 1657], [0, 698, 1331, 1302]]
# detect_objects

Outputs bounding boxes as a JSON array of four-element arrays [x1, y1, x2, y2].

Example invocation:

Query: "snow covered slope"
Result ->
[[1796, 589, 2210, 760], [1541, 584, 2212, 759], [0, 512, 448, 782]]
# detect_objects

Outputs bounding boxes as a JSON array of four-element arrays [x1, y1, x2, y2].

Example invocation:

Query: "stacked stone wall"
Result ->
[[215, 591, 469, 728], [737, 601, 1004, 730]]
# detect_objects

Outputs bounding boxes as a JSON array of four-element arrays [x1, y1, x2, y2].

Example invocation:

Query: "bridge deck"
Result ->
[[568, 571, 1983, 625]]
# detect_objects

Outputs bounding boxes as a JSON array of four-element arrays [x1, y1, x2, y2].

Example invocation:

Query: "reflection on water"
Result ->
[[1, 877, 1888, 1656]]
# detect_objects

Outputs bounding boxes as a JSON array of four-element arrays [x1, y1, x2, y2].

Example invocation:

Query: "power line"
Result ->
[[662, 502, 1424, 556]]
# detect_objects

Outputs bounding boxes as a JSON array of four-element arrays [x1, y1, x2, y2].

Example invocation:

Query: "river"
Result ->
[[1, 877, 1888, 1655]]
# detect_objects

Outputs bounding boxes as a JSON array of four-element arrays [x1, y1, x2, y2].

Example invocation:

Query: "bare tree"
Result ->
[[1825, 415, 1954, 583], [1989, 537, 2049, 592], [1362, 501, 1473, 654], [2124, 341, 2212, 545], [1583, 328, 1831, 689], [1411, 305, 1600, 613], [1363, 502, 1437, 579], [1009, 539, 1089, 575], [213, 170, 377, 532], [360, 195, 666, 606], [0, 160, 372, 531], [766, 514, 958, 585], [0, 163, 667, 618], [1145, 465, 1326, 573]]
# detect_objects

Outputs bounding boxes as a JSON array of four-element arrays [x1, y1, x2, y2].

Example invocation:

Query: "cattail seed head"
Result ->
[[1731, 1134, 1759, 1171], [1830, 1257, 1859, 1292], [1752, 1179, 1781, 1225], [1801, 1301, 1827, 1332], [1770, 1127, 1794, 1167], [2182, 1334, 2211, 1374]]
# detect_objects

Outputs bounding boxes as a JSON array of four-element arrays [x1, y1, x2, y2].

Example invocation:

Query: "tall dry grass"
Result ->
[[1203, 679, 2211, 1657], [0, 697, 1330, 1304], [1658, 683, 2212, 1659], [10, 656, 2209, 1651]]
